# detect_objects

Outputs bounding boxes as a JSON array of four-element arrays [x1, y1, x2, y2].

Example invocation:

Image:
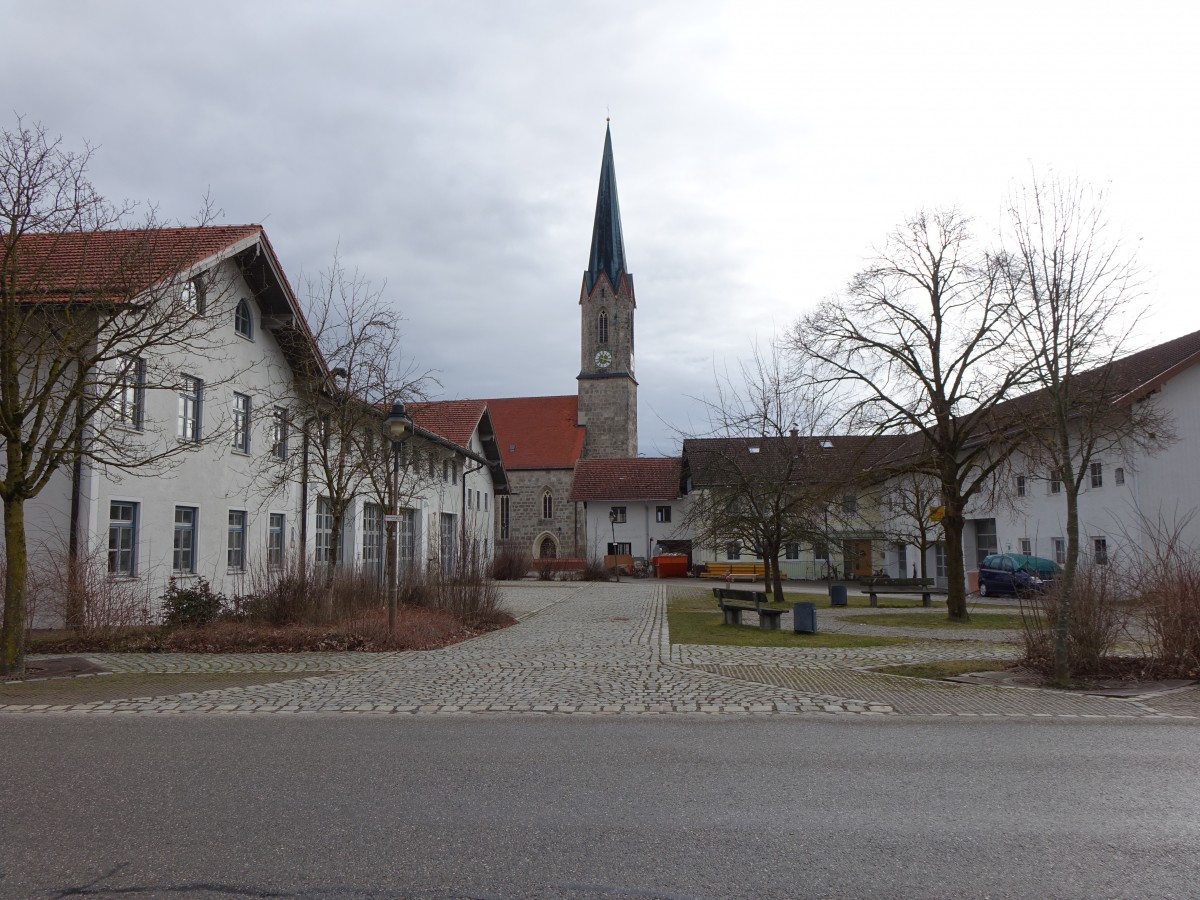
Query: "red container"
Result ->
[[652, 554, 690, 578]]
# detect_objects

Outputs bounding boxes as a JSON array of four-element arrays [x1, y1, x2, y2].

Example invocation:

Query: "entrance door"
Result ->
[[842, 540, 873, 578]]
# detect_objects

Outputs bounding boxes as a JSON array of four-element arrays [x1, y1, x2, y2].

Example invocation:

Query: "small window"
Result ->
[[1016, 475, 1026, 498], [467, 490, 473, 510], [813, 542, 829, 561], [726, 542, 741, 561], [232, 393, 251, 453], [234, 298, 253, 339], [610, 506, 627, 524], [1052, 538, 1066, 565], [173, 506, 198, 573], [178, 375, 202, 442], [484, 492, 489, 511], [108, 501, 138, 576], [500, 496, 510, 539], [228, 510, 247, 571], [1115, 467, 1125, 486], [442, 460, 449, 483], [181, 277, 206, 315], [1019, 538, 1032, 556], [315, 497, 334, 563], [271, 408, 289, 459], [598, 309, 609, 344], [841, 494, 858, 515], [607, 542, 632, 556], [1094, 537, 1108, 565], [452, 461, 458, 485], [113, 355, 145, 430], [785, 542, 800, 560], [267, 513, 285, 569], [655, 505, 672, 523], [1049, 471, 1062, 495], [1090, 462, 1103, 489], [542, 491, 554, 520]]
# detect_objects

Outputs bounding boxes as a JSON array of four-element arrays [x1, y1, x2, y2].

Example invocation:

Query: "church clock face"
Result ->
[[594, 350, 612, 369]]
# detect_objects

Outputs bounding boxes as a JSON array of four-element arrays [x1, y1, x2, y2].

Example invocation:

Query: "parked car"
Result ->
[[978, 553, 1062, 597]]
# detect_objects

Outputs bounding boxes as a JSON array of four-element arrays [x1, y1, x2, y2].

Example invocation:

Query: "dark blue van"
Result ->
[[978, 553, 1062, 597]]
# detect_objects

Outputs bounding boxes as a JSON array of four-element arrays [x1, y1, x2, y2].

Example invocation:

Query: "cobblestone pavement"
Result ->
[[3, 582, 1197, 720]]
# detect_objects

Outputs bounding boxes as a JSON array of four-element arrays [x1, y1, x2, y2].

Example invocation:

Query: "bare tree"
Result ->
[[1003, 174, 1169, 684], [788, 210, 1032, 621], [881, 471, 943, 580], [0, 119, 242, 674], [261, 253, 433, 601], [682, 345, 852, 602]]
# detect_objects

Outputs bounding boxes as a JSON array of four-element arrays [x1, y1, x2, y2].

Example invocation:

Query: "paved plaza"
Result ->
[[4, 581, 1198, 719]]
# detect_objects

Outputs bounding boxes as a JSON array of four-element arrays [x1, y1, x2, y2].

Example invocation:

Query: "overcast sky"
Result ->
[[5, 2, 1197, 455]]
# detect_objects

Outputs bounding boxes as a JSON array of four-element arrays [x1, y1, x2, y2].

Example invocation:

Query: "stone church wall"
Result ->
[[497, 468, 584, 559]]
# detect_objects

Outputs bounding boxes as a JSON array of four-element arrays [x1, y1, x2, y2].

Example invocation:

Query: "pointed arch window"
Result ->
[[542, 490, 554, 520], [235, 298, 253, 339], [598, 310, 609, 344]]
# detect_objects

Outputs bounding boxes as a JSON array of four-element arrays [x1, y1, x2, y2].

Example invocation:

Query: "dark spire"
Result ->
[[584, 121, 628, 294]]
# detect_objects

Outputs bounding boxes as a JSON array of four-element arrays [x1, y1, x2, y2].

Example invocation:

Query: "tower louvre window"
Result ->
[[598, 310, 609, 344]]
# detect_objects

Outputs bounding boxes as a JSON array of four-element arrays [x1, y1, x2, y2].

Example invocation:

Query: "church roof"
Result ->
[[481, 395, 585, 471], [570, 458, 683, 501], [584, 123, 629, 295]]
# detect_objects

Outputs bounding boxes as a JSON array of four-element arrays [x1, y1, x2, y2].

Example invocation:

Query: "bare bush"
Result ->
[[1020, 561, 1128, 677], [422, 541, 503, 626], [233, 558, 388, 626], [579, 559, 615, 582], [491, 542, 531, 580], [28, 541, 152, 634]]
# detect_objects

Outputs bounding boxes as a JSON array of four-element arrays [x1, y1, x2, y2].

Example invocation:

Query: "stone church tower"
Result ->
[[577, 123, 638, 460]]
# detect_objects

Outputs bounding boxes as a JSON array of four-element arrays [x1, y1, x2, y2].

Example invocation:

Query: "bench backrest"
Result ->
[[713, 587, 768, 605]]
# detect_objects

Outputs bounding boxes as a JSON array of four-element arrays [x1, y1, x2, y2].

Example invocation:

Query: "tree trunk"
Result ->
[[1052, 479, 1081, 686], [1, 497, 28, 676], [941, 508, 969, 622]]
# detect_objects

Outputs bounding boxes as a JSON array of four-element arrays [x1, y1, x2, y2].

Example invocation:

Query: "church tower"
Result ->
[[578, 123, 638, 459]]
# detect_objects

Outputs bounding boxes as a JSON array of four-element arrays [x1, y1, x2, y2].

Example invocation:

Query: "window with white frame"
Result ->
[[610, 506, 627, 523], [234, 298, 253, 339], [1016, 475, 1026, 498], [178, 375, 202, 441], [173, 506, 197, 573], [113, 355, 145, 430], [232, 393, 251, 453], [108, 501, 138, 576], [726, 541, 741, 560], [841, 494, 858, 515], [935, 542, 946, 579], [362, 504, 384, 575], [1019, 538, 1032, 556], [1094, 537, 1108, 565], [785, 542, 800, 560], [397, 508, 416, 570], [452, 461, 458, 485], [442, 460, 449, 483], [181, 276, 206, 314], [268, 513, 285, 569], [315, 497, 334, 563], [271, 408, 288, 459], [1115, 467, 1125, 486], [1049, 470, 1062, 495], [227, 510, 247, 571], [440, 513, 457, 573], [1052, 538, 1066, 565], [656, 505, 672, 523], [607, 541, 632, 556], [1090, 462, 1103, 489]]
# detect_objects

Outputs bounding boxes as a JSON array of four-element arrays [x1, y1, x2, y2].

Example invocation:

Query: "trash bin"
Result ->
[[830, 584, 848, 607], [793, 602, 817, 634]]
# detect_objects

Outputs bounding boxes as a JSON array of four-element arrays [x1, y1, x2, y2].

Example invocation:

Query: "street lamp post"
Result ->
[[384, 400, 413, 635]]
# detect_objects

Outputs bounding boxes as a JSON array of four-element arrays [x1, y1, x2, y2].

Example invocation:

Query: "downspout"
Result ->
[[299, 427, 309, 580]]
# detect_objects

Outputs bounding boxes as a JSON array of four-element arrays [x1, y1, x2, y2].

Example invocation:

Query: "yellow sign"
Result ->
[[930, 506, 945, 523]]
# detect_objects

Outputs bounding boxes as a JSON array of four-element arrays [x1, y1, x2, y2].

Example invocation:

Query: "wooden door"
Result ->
[[842, 540, 873, 578]]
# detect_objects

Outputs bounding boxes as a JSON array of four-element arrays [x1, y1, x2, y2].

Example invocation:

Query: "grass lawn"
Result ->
[[841, 612, 1027, 630], [666, 590, 911, 648], [670, 586, 936, 610], [873, 659, 1013, 679]]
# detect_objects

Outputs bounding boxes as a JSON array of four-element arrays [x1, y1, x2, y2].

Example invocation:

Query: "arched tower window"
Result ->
[[598, 309, 609, 344], [542, 490, 554, 520]]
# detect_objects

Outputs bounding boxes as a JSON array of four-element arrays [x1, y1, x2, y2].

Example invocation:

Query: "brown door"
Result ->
[[842, 540, 873, 578]]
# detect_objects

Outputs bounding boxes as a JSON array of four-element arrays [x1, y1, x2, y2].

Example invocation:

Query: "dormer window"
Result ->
[[598, 310, 609, 344], [234, 298, 253, 339]]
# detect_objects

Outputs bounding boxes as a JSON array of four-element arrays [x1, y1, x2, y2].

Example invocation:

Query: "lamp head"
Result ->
[[385, 400, 413, 442]]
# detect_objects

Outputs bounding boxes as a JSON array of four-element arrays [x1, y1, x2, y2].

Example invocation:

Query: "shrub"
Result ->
[[27, 539, 152, 633], [491, 542, 531, 580], [161, 577, 228, 627], [579, 558, 614, 582], [1020, 562, 1127, 676]]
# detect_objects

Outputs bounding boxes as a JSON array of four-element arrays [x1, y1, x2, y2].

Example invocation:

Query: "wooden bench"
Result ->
[[699, 561, 767, 582], [857, 577, 943, 608], [712, 587, 784, 631]]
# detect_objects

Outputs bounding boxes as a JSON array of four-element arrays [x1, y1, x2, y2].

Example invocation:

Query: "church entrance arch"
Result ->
[[534, 533, 559, 559]]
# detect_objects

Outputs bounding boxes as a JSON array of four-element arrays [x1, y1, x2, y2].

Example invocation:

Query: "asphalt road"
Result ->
[[2, 716, 1198, 899]]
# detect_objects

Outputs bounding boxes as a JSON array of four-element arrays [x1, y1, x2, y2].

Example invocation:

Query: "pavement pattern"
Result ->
[[4, 581, 1198, 720]]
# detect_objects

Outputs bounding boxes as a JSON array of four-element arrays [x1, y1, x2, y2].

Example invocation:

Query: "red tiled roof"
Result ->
[[482, 395, 585, 470], [6, 225, 264, 302], [682, 435, 913, 487], [570, 458, 682, 501], [408, 400, 487, 449]]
